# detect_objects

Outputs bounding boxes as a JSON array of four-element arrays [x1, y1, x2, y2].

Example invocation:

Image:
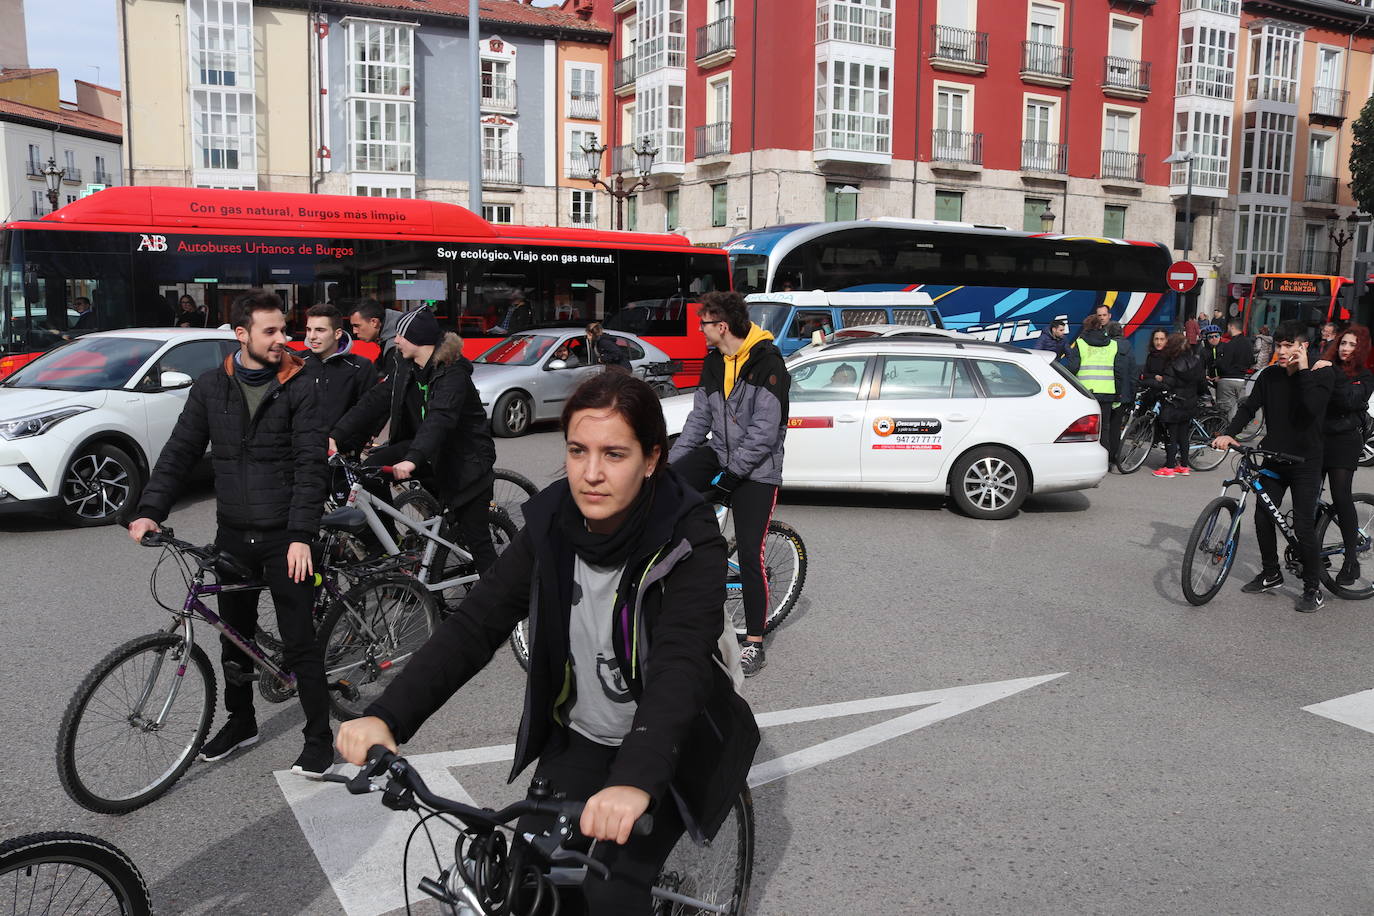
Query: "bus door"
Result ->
[[862, 353, 985, 484]]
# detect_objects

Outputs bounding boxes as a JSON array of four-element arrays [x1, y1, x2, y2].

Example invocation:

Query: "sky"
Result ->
[[24, 0, 121, 99]]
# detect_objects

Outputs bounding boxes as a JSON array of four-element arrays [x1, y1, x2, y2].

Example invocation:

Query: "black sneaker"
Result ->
[[198, 716, 259, 762], [740, 643, 766, 678], [1296, 588, 1325, 613], [1336, 561, 1362, 586], [291, 741, 335, 776], [1241, 572, 1284, 593]]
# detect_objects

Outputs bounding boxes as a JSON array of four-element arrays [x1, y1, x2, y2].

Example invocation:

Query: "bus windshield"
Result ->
[[747, 302, 792, 338], [1246, 275, 1337, 338]]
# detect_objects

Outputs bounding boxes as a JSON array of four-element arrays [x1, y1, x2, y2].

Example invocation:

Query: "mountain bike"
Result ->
[[1180, 445, 1374, 605], [1116, 393, 1229, 474], [492, 468, 539, 529], [55, 525, 438, 814], [0, 832, 152, 916], [315, 744, 753, 916]]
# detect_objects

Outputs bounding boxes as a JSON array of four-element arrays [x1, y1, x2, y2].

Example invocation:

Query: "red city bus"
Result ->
[[0, 187, 730, 382], [1242, 273, 1353, 342]]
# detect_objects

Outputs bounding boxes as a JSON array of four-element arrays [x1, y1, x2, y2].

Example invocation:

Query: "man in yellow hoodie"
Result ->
[[670, 291, 790, 677]]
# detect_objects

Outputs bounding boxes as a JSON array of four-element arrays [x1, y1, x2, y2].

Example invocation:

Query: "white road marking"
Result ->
[[278, 673, 1065, 916], [1303, 687, 1374, 734]]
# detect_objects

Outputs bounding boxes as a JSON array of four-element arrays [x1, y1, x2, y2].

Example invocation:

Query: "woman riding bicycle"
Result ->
[[1314, 324, 1374, 585], [336, 371, 758, 914], [1153, 332, 1206, 478]]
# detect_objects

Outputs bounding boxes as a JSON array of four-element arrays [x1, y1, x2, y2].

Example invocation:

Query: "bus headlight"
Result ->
[[0, 406, 92, 440]]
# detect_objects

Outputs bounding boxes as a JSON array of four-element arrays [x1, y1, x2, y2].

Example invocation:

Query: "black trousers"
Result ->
[[1164, 419, 1190, 468], [215, 527, 331, 747], [1254, 460, 1323, 589], [363, 445, 497, 571], [517, 730, 686, 914], [672, 446, 777, 639], [1096, 396, 1123, 464]]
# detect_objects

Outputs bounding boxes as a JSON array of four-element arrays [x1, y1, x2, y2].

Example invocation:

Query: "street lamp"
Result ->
[[1328, 210, 1361, 275], [1164, 150, 1196, 260], [580, 133, 659, 231], [40, 157, 65, 212], [1039, 203, 1056, 234]]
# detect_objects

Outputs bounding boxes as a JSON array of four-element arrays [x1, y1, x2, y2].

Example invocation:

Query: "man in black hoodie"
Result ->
[[1213, 317, 1253, 422], [1213, 319, 1335, 612]]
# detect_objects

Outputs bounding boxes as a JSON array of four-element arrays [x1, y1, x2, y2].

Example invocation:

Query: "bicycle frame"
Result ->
[[1128, 397, 1217, 457], [343, 475, 479, 595], [1217, 457, 1338, 566], [713, 503, 745, 592]]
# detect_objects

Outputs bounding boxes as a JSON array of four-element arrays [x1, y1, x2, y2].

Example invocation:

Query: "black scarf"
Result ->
[[557, 477, 657, 567], [233, 351, 274, 386]]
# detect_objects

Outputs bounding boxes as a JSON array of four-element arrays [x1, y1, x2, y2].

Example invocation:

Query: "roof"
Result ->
[[300, 0, 609, 37], [0, 68, 57, 82], [74, 80, 121, 97], [0, 97, 121, 141]]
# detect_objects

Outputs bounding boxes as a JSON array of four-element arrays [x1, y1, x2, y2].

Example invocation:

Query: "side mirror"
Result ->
[[547, 359, 568, 371], [810, 329, 825, 346], [160, 371, 193, 389]]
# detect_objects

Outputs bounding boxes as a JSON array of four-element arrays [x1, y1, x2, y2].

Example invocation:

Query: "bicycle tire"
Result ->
[[1116, 413, 1154, 474], [652, 789, 754, 916], [1316, 492, 1374, 600], [56, 632, 216, 814], [425, 506, 519, 611], [725, 520, 807, 637], [1181, 496, 1241, 606], [1188, 414, 1229, 472], [493, 468, 539, 530], [0, 831, 152, 916], [319, 574, 439, 720]]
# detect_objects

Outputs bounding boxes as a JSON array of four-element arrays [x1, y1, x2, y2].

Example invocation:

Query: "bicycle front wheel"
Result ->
[[1188, 414, 1229, 472], [0, 832, 152, 916], [493, 468, 539, 530], [1116, 413, 1154, 474], [653, 789, 754, 916], [56, 632, 216, 814], [1181, 496, 1241, 605], [321, 575, 438, 720], [1316, 493, 1374, 600], [726, 521, 807, 638]]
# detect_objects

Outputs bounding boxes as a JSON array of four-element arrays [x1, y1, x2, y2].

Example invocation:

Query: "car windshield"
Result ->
[[2, 336, 163, 391], [474, 334, 560, 367], [748, 303, 790, 338]]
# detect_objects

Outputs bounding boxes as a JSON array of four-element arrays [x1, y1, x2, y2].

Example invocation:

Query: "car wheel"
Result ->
[[1360, 433, 1374, 469], [59, 443, 143, 527], [949, 447, 1029, 521], [492, 391, 532, 438]]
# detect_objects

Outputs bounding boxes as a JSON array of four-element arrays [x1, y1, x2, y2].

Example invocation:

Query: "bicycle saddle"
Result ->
[[320, 506, 369, 534]]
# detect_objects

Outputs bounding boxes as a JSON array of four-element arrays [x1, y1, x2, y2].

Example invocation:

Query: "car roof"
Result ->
[[834, 324, 963, 339], [81, 328, 238, 342], [797, 333, 1029, 358]]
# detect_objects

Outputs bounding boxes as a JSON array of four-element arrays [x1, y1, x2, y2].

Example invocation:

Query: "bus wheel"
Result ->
[[493, 391, 532, 438], [58, 444, 143, 527]]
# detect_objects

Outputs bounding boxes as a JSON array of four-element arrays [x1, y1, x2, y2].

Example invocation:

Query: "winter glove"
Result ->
[[710, 470, 743, 500]]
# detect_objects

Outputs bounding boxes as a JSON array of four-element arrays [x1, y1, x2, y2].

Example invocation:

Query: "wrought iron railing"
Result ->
[[568, 92, 599, 120], [481, 152, 523, 186], [1305, 173, 1337, 203], [1312, 86, 1348, 119], [696, 17, 734, 60], [1021, 139, 1068, 173], [480, 75, 517, 112], [1104, 56, 1150, 93], [929, 25, 988, 66], [695, 122, 731, 158], [931, 129, 983, 165], [1021, 41, 1072, 80], [1101, 150, 1144, 182], [614, 56, 636, 90]]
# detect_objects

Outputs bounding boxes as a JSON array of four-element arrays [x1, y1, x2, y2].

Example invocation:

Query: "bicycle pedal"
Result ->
[[223, 661, 260, 686], [331, 679, 361, 702]]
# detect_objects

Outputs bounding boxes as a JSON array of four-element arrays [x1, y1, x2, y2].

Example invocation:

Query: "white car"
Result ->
[[0, 329, 239, 526], [662, 335, 1107, 519]]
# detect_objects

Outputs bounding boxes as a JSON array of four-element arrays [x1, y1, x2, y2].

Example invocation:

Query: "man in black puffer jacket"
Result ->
[[129, 290, 333, 775], [331, 308, 498, 570]]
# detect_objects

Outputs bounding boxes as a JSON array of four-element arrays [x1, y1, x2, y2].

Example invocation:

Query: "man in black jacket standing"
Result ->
[[1213, 318, 1253, 422], [303, 303, 377, 430], [128, 290, 333, 773], [331, 308, 499, 570]]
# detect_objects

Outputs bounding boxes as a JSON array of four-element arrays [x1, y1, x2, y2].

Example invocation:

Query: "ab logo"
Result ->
[[137, 234, 168, 252]]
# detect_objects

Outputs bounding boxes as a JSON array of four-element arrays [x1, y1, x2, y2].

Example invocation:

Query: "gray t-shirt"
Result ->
[[568, 556, 637, 747]]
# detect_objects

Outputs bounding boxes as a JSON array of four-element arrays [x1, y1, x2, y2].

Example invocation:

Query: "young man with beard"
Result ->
[[128, 290, 333, 773], [303, 303, 378, 431]]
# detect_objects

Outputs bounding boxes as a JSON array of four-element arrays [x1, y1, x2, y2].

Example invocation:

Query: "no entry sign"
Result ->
[[1167, 261, 1199, 293]]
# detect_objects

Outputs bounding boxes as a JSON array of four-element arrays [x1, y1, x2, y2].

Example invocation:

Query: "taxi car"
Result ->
[[662, 333, 1107, 519]]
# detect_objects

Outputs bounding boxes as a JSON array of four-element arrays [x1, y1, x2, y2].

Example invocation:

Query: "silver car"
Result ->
[[471, 329, 676, 437]]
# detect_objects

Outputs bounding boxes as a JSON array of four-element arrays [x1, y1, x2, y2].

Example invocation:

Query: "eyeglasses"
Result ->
[[699, 319, 723, 331]]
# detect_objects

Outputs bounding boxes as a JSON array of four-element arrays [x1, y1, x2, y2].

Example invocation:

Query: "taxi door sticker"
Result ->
[[788, 416, 834, 429], [871, 416, 943, 450], [1047, 383, 1066, 399]]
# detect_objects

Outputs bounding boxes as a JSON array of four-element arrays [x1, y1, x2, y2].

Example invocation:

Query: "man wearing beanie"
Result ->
[[330, 308, 499, 572]]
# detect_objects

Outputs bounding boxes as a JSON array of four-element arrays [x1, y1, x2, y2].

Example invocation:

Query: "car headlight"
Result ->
[[0, 406, 93, 440]]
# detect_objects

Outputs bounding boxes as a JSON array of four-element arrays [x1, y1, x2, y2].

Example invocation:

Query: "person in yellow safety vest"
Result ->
[[1062, 313, 1135, 470]]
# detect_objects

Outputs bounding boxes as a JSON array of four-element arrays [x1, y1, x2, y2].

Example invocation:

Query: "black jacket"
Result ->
[[305, 340, 378, 431], [593, 333, 631, 367], [331, 332, 496, 506], [1215, 335, 1253, 379], [1160, 350, 1206, 422], [137, 351, 328, 541], [365, 468, 757, 840], [1227, 365, 1335, 461], [1324, 366, 1374, 435]]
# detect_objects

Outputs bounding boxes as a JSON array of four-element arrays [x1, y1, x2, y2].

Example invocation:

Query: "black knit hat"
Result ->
[[395, 308, 440, 347]]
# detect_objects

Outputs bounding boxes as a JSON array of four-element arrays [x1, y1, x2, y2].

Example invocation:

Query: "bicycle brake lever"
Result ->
[[527, 834, 611, 880]]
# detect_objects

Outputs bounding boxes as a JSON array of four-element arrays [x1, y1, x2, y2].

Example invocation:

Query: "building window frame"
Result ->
[[816, 0, 894, 48], [1177, 23, 1236, 100], [349, 98, 414, 174], [1103, 204, 1127, 239], [571, 188, 597, 227], [193, 88, 256, 172], [1238, 109, 1295, 197], [187, 0, 253, 89], [664, 188, 680, 231], [346, 18, 414, 100], [1173, 108, 1231, 189], [1234, 202, 1290, 277], [815, 57, 892, 154], [934, 189, 964, 222], [711, 182, 729, 227], [1022, 196, 1051, 232]]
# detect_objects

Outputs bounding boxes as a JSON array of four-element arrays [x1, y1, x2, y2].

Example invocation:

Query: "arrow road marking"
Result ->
[[1303, 687, 1374, 734], [277, 672, 1066, 916]]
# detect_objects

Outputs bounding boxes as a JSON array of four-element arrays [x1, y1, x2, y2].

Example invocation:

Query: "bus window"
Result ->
[[840, 308, 886, 328], [787, 310, 833, 341], [731, 253, 769, 295], [613, 250, 693, 336], [892, 308, 935, 327], [459, 262, 541, 335], [688, 252, 730, 297]]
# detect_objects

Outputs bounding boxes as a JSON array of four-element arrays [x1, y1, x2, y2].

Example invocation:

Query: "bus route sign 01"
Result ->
[[1167, 261, 1199, 293]]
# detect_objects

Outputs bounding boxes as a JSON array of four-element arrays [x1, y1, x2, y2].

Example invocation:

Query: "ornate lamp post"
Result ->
[[1039, 203, 1056, 234], [41, 157, 65, 212], [1328, 211, 1360, 276], [580, 134, 659, 230]]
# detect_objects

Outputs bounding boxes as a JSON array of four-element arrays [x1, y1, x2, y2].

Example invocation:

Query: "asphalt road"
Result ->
[[6, 430, 1374, 915]]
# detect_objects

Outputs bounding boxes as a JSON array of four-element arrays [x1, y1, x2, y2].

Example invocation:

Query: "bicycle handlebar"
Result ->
[[327, 452, 395, 478], [139, 526, 255, 581], [1219, 444, 1306, 465]]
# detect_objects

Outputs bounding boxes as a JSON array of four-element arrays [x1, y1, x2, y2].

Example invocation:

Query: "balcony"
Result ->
[[695, 121, 731, 159], [611, 144, 634, 175], [696, 17, 735, 68], [1312, 86, 1348, 120], [1305, 173, 1338, 204], [1021, 139, 1068, 174], [94, 170, 114, 186], [1101, 150, 1144, 183], [928, 25, 988, 75], [1021, 41, 1073, 87], [480, 75, 517, 114], [25, 161, 42, 179], [1301, 247, 1336, 275], [566, 154, 595, 180], [1103, 57, 1150, 99], [568, 92, 600, 120], [481, 153, 523, 189], [62, 167, 82, 184], [931, 129, 983, 167], [1181, 0, 1240, 13], [613, 56, 636, 96]]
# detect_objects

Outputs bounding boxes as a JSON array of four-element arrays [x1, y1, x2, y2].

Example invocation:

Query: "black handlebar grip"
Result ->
[[140, 529, 165, 547], [632, 813, 654, 837], [364, 744, 396, 777]]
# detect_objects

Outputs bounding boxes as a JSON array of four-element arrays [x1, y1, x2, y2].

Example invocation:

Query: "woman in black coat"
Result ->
[[1137, 329, 1169, 410], [1314, 325, 1374, 584], [1156, 331, 1206, 477], [335, 372, 757, 913]]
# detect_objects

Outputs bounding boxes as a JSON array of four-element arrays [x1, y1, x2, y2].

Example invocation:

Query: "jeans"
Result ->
[[672, 446, 777, 639], [214, 527, 331, 748], [1215, 378, 1246, 423], [1253, 460, 1323, 590]]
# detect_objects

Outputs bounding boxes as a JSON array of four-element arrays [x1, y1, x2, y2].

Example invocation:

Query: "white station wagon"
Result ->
[[663, 333, 1107, 519]]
